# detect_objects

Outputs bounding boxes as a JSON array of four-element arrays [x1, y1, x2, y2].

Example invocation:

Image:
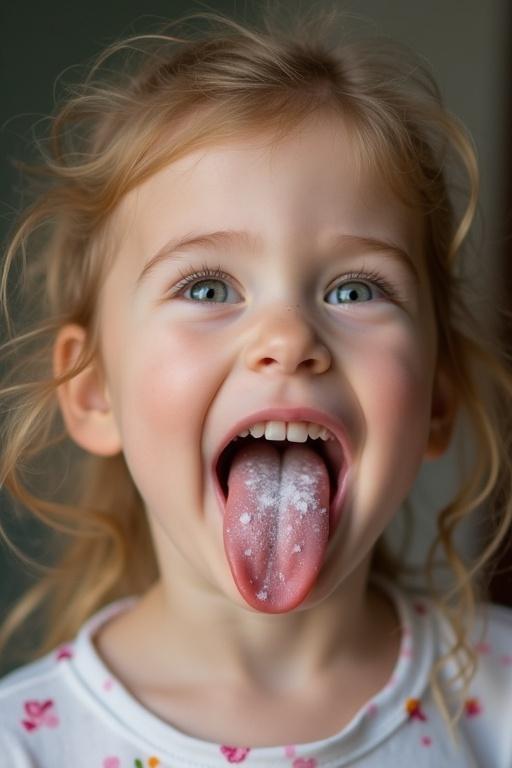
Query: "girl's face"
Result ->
[[96, 115, 441, 612]]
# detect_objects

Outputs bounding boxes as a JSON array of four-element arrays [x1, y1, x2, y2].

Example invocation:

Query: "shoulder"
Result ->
[[469, 600, 512, 698], [0, 650, 62, 695], [0, 648, 67, 729], [0, 650, 70, 767], [451, 600, 512, 768], [0, 636, 123, 767], [402, 586, 512, 663], [0, 600, 138, 766], [0, 595, 136, 718], [388, 584, 512, 766]]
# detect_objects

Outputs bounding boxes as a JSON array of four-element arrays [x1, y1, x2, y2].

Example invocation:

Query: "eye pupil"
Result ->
[[190, 280, 227, 302], [334, 281, 372, 303]]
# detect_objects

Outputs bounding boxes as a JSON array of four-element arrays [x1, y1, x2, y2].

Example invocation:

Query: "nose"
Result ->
[[244, 306, 331, 376]]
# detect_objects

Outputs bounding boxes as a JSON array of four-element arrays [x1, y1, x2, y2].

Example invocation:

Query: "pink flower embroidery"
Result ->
[[465, 698, 482, 717], [293, 759, 317, 768], [474, 641, 491, 655], [284, 745, 296, 757], [21, 699, 59, 731], [55, 645, 73, 661], [103, 758, 120, 768], [500, 654, 512, 667], [406, 698, 427, 722], [421, 736, 432, 747], [220, 746, 251, 763]]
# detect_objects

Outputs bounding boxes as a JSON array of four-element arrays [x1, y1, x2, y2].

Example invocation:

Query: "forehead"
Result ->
[[111, 114, 425, 275]]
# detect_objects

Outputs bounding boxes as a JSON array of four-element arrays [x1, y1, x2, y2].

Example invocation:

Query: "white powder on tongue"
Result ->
[[233, 452, 327, 599], [224, 441, 330, 610], [243, 458, 326, 512]]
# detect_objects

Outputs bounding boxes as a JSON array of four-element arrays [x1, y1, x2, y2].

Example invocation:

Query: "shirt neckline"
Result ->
[[67, 577, 435, 766]]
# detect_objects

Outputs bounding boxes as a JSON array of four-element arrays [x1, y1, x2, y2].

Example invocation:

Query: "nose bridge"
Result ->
[[244, 302, 331, 375]]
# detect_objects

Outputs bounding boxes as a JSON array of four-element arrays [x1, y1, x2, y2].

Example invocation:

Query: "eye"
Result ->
[[325, 271, 397, 305], [170, 265, 242, 303], [189, 278, 229, 302], [326, 280, 373, 304], [169, 265, 400, 305]]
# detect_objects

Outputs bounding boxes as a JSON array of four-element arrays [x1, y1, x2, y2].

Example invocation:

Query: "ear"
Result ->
[[424, 363, 458, 460], [53, 324, 122, 456]]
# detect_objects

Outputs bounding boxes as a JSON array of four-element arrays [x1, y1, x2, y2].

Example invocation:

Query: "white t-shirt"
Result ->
[[1, 579, 511, 767]]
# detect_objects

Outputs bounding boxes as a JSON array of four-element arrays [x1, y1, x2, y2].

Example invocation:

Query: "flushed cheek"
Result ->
[[114, 328, 222, 511], [351, 336, 433, 518], [324, 338, 433, 589], [369, 350, 430, 440]]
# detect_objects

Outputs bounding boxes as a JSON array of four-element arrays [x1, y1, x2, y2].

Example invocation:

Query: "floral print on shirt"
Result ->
[[21, 699, 59, 731]]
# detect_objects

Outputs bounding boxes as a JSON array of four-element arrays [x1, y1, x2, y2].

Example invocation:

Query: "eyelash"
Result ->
[[170, 262, 403, 303], [173, 263, 232, 293]]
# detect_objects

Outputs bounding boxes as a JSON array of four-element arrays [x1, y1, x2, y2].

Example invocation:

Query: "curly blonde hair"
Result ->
[[1, 2, 511, 740]]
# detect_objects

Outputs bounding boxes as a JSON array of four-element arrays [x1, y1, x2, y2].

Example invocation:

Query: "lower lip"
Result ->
[[212, 461, 349, 540]]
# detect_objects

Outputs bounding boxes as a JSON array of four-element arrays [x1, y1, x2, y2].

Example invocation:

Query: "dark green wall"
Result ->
[[0, 0, 241, 239]]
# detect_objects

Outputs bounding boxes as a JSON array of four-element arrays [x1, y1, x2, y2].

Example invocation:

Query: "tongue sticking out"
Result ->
[[223, 440, 330, 613]]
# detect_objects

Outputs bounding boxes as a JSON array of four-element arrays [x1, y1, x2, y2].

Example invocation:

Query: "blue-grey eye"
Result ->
[[189, 279, 229, 302], [326, 281, 373, 304]]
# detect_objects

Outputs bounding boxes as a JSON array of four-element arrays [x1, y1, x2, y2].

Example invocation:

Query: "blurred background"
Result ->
[[1, 0, 511, 670]]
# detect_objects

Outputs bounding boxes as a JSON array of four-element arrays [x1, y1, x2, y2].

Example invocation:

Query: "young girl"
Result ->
[[0, 6, 511, 767]]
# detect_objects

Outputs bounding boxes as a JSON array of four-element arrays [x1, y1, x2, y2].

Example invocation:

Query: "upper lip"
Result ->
[[211, 406, 352, 496]]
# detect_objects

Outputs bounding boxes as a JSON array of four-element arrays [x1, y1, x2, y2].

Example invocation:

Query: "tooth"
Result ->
[[239, 420, 334, 442], [264, 421, 286, 440], [286, 422, 309, 442], [249, 422, 266, 438], [307, 422, 322, 439]]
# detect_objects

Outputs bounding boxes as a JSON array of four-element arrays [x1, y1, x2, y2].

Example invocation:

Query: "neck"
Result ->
[[93, 551, 402, 746], [124, 554, 398, 694]]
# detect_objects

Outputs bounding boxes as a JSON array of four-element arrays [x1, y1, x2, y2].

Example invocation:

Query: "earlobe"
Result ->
[[53, 324, 122, 456], [424, 365, 458, 460]]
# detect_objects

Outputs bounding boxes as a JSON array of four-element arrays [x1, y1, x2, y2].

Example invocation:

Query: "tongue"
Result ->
[[223, 441, 330, 613]]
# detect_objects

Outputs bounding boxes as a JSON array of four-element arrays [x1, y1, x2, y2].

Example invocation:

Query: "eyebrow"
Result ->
[[137, 228, 419, 285]]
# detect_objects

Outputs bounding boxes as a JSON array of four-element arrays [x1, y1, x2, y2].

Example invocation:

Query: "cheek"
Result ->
[[352, 325, 434, 513], [124, 325, 217, 419], [112, 326, 222, 505], [366, 351, 432, 449]]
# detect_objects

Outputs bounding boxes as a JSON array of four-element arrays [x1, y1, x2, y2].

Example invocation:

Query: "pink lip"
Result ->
[[211, 406, 352, 536]]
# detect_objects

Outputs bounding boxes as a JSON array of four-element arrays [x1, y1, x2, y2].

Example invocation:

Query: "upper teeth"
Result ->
[[236, 421, 334, 443]]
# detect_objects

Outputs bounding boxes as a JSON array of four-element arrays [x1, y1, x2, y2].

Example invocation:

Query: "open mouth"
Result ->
[[215, 433, 344, 507], [213, 417, 351, 611]]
